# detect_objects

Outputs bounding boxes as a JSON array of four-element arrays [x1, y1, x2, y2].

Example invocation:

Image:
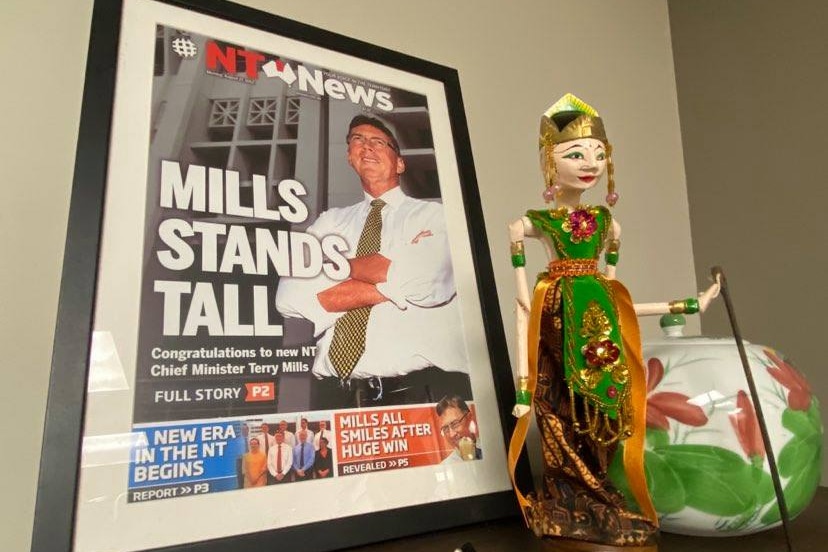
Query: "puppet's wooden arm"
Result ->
[[509, 217, 534, 418], [634, 275, 721, 316]]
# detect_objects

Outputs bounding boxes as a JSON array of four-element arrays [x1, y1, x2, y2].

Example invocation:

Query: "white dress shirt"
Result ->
[[280, 430, 296, 448], [255, 432, 275, 453], [276, 187, 469, 379], [267, 442, 294, 476]]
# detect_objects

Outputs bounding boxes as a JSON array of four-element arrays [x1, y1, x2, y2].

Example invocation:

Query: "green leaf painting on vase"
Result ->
[[610, 352, 821, 533], [608, 439, 686, 515], [661, 445, 771, 517], [760, 400, 823, 524]]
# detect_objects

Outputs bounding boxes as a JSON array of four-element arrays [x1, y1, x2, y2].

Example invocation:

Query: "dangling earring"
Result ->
[[544, 184, 561, 203], [605, 143, 619, 206], [544, 181, 562, 203], [542, 146, 561, 203]]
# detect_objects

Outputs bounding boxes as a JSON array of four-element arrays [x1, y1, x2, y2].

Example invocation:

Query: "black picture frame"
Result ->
[[32, 0, 527, 551]]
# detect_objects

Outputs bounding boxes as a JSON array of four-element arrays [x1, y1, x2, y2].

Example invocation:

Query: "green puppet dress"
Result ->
[[517, 205, 658, 547]]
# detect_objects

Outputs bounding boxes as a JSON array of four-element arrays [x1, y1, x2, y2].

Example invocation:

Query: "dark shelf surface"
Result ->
[[343, 487, 826, 552]]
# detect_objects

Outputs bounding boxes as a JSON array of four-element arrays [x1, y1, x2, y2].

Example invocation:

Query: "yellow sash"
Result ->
[[610, 279, 658, 524]]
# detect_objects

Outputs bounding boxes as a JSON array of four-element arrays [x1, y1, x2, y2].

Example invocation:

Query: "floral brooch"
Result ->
[[561, 208, 597, 243]]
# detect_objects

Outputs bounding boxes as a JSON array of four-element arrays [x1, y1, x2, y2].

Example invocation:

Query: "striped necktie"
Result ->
[[328, 198, 385, 380]]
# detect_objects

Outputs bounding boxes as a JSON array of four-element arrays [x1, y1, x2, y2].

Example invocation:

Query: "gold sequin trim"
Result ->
[[548, 259, 598, 277]]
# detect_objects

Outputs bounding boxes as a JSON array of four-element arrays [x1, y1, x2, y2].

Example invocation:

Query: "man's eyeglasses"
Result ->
[[440, 411, 469, 436], [347, 133, 398, 152]]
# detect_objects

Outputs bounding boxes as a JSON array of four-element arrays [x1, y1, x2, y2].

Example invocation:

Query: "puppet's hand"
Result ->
[[605, 265, 617, 280], [512, 403, 530, 418], [698, 274, 722, 313]]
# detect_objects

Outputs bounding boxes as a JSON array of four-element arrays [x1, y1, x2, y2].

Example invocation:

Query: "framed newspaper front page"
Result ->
[[33, 0, 520, 550]]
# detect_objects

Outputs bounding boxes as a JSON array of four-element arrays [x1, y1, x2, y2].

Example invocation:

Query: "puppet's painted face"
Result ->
[[551, 138, 607, 191]]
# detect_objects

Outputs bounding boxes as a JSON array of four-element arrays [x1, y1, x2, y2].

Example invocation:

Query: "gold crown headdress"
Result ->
[[539, 93, 617, 206], [539, 93, 607, 148]]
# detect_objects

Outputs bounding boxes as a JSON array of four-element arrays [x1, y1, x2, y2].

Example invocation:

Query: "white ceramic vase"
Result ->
[[608, 316, 821, 536]]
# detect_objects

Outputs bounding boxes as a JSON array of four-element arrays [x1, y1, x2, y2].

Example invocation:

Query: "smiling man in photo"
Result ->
[[276, 115, 471, 410]]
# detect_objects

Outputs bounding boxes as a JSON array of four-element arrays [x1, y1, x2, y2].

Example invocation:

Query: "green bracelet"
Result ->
[[669, 297, 700, 315], [684, 297, 700, 314], [516, 389, 531, 406], [511, 240, 526, 268]]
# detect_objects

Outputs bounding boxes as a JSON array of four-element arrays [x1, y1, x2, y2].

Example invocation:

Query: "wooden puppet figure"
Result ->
[[507, 93, 718, 551]]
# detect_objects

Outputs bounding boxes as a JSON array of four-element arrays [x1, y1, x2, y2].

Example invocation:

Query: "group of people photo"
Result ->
[[238, 418, 336, 488]]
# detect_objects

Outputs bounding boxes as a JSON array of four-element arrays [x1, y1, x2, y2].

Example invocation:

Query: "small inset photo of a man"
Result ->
[[435, 395, 482, 463]]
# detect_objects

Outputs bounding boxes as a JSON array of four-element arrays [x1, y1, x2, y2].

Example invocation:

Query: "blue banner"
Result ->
[[128, 420, 246, 500]]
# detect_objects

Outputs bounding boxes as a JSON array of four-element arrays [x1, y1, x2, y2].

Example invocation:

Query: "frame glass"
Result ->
[[32, 0, 525, 550]]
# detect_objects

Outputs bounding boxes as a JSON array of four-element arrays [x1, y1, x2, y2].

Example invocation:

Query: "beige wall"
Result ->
[[1, 1, 694, 550], [669, 0, 828, 483], [0, 1, 95, 551]]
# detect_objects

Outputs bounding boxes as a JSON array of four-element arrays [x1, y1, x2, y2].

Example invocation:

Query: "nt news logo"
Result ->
[[171, 38, 394, 111]]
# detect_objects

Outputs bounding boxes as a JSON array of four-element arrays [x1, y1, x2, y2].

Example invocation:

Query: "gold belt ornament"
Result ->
[[548, 258, 598, 277]]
